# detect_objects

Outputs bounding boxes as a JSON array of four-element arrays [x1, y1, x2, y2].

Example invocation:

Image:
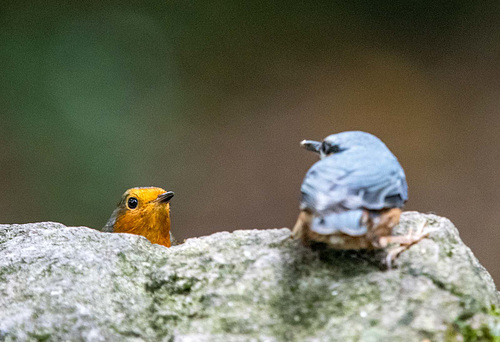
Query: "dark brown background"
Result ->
[[1, 1, 498, 285]]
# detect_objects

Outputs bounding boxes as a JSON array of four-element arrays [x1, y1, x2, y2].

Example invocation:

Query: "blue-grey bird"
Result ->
[[293, 131, 422, 250]]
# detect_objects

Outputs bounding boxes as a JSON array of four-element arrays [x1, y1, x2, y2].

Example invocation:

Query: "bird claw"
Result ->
[[382, 220, 429, 270]]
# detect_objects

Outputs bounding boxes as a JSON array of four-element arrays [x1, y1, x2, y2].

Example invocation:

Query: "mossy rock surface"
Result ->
[[0, 212, 498, 341]]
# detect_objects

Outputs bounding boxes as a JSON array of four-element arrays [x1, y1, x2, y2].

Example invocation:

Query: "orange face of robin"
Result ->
[[103, 187, 174, 247]]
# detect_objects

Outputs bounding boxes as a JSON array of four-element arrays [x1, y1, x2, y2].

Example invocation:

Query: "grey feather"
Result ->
[[300, 131, 407, 216], [101, 211, 118, 232], [311, 210, 367, 236]]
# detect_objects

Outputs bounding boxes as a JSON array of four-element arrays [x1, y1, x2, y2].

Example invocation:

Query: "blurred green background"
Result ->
[[1, 1, 499, 284]]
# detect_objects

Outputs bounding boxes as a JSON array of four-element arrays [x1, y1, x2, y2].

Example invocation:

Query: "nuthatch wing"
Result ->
[[102, 187, 176, 247], [293, 131, 427, 255]]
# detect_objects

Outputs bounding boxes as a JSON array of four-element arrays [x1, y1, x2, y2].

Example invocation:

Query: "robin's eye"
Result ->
[[127, 197, 138, 209], [321, 143, 341, 154]]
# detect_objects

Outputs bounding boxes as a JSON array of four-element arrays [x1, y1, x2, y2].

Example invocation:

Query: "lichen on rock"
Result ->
[[0, 212, 498, 341]]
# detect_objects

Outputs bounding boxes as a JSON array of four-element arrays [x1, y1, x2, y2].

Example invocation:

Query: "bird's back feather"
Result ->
[[300, 146, 407, 215], [311, 210, 367, 236]]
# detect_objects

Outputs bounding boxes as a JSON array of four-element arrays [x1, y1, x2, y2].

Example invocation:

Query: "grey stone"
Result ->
[[0, 212, 498, 341]]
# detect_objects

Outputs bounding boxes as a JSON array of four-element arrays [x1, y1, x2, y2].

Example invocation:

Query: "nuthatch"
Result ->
[[293, 131, 427, 257], [103, 187, 176, 247]]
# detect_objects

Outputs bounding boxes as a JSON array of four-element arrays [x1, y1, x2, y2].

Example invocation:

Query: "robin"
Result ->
[[293, 131, 427, 263], [102, 187, 176, 247]]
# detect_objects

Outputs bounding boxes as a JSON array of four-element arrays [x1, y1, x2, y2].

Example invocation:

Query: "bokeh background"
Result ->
[[1, 1, 499, 284]]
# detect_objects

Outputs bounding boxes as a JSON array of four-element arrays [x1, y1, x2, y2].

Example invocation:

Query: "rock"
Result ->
[[0, 212, 498, 341]]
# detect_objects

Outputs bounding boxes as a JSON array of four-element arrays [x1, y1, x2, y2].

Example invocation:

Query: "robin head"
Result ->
[[103, 187, 175, 247]]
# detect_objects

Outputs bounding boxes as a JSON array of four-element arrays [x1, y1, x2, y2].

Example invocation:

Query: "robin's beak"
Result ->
[[300, 140, 321, 153], [155, 191, 175, 204]]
